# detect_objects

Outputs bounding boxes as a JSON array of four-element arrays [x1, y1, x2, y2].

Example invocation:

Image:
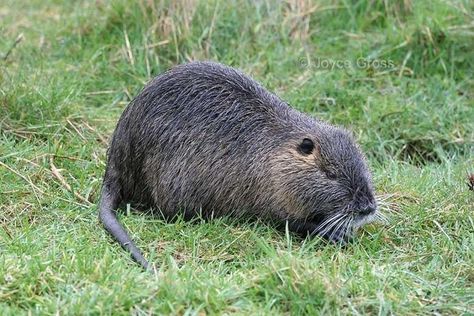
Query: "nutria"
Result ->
[[99, 61, 378, 269]]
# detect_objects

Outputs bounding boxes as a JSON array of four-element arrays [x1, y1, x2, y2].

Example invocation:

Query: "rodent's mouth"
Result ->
[[352, 210, 377, 230], [321, 224, 353, 243], [310, 208, 378, 243], [309, 212, 354, 243]]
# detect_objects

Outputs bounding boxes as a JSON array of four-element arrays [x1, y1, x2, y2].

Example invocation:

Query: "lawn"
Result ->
[[1, 0, 473, 314]]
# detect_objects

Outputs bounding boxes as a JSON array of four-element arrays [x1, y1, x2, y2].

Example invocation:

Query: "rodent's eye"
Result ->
[[298, 138, 314, 155], [325, 170, 338, 180]]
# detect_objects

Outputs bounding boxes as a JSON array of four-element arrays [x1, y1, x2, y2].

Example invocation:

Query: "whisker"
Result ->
[[318, 213, 347, 238], [375, 194, 404, 215], [374, 211, 389, 224], [375, 193, 398, 202], [319, 213, 344, 232], [309, 214, 335, 236], [329, 215, 348, 241], [313, 212, 343, 234], [343, 215, 354, 238]]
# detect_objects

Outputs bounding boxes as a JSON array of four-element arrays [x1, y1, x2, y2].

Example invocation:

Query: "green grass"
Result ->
[[1, 0, 473, 314]]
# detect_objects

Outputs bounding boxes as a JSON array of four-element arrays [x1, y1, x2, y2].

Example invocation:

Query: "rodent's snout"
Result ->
[[350, 199, 378, 230], [358, 203, 376, 216]]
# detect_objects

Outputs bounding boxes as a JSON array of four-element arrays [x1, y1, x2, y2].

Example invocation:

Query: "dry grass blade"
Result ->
[[2, 33, 24, 61], [50, 158, 92, 205], [0, 160, 44, 194]]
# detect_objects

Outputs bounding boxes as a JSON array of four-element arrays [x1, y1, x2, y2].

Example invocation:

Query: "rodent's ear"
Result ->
[[298, 138, 315, 155]]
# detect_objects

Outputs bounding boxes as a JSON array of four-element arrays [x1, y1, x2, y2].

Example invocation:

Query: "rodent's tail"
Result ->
[[99, 183, 149, 270]]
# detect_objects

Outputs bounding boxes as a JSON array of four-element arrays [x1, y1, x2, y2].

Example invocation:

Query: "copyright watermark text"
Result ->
[[297, 57, 395, 71]]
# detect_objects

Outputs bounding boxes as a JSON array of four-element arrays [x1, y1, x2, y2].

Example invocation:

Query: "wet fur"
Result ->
[[99, 61, 377, 269]]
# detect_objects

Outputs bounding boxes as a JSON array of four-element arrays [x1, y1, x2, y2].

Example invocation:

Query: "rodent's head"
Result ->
[[272, 123, 377, 242]]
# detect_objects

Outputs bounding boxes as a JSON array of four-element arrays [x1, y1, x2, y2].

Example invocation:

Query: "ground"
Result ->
[[0, 0, 473, 314]]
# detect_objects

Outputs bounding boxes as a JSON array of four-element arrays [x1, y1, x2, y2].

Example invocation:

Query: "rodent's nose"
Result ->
[[359, 204, 376, 216]]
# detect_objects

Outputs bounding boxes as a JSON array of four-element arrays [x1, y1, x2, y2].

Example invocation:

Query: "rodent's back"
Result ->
[[105, 62, 312, 219]]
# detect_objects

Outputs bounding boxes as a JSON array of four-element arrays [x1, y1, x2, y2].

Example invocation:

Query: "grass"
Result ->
[[1, 0, 473, 314]]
